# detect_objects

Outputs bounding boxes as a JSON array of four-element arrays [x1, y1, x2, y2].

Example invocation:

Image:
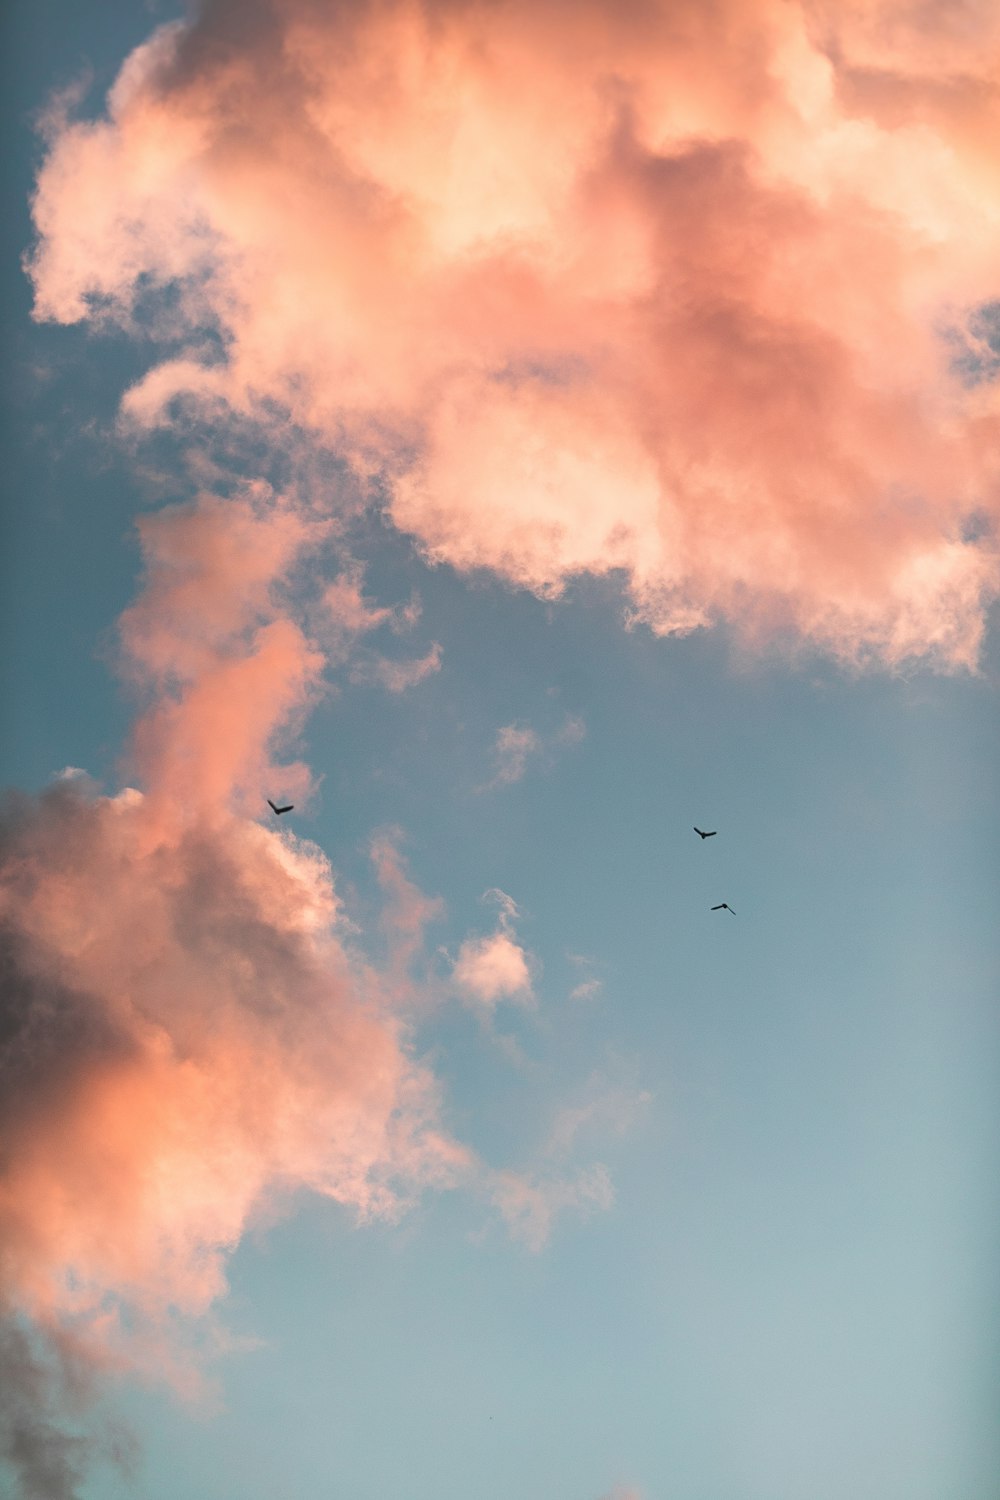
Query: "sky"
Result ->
[[1, 3, 998, 1498]]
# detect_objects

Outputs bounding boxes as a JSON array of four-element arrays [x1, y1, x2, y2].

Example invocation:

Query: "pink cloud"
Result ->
[[320, 563, 420, 646], [452, 931, 533, 1008], [369, 828, 446, 993], [321, 565, 397, 659], [0, 474, 471, 1464], [488, 1164, 614, 1253], [27, 0, 1000, 669], [482, 714, 585, 789], [349, 640, 442, 693], [0, 793, 469, 1334], [117, 486, 327, 828], [451, 889, 535, 1008], [488, 724, 541, 787]]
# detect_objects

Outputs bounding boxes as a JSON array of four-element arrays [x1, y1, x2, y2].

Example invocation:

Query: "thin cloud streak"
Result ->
[[27, 0, 1000, 669], [349, 640, 443, 693]]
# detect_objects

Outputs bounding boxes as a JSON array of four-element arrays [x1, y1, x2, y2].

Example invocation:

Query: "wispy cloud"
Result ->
[[350, 640, 442, 694], [546, 1074, 652, 1159], [567, 951, 604, 1003], [482, 714, 585, 790], [487, 1163, 614, 1254], [490, 724, 541, 787], [480, 1063, 649, 1251], [323, 565, 439, 691]]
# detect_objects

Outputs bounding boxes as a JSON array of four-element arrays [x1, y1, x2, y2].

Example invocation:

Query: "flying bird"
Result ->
[[711, 903, 735, 914], [267, 798, 294, 816], [694, 827, 717, 839]]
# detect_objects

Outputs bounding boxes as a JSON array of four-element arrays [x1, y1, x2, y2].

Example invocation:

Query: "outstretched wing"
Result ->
[[711, 903, 725, 910], [694, 827, 717, 838], [267, 799, 294, 815]]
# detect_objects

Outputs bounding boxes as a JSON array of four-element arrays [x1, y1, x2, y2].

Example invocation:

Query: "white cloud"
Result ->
[[451, 888, 534, 1008]]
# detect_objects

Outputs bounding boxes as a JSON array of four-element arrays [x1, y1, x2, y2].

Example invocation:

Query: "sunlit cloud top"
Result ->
[[28, 0, 1000, 670]]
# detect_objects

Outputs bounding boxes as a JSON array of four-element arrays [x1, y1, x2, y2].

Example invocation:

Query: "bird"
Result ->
[[711, 903, 735, 914], [694, 827, 717, 839], [267, 798, 294, 816]]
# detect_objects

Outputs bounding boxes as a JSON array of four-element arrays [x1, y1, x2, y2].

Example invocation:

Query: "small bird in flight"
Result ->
[[694, 827, 717, 839], [267, 798, 294, 816], [711, 903, 735, 914]]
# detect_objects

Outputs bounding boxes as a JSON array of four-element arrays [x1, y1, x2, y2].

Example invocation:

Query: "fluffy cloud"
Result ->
[[452, 931, 533, 1007], [0, 782, 468, 1336], [28, 0, 1000, 669], [0, 480, 469, 1495], [451, 889, 534, 1008]]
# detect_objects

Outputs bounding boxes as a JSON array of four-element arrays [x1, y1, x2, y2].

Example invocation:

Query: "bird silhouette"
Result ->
[[711, 903, 735, 914], [267, 798, 294, 816], [694, 827, 717, 839]]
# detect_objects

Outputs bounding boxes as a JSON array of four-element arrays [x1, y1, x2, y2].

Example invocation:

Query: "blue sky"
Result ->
[[2, 5, 999, 1499]]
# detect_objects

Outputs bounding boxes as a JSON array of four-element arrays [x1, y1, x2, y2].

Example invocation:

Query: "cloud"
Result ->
[[0, 477, 471, 1491], [483, 714, 584, 789], [0, 1320, 137, 1500], [349, 640, 442, 693], [451, 889, 534, 1008], [452, 931, 533, 1008], [567, 950, 604, 1003], [321, 564, 424, 654], [546, 1078, 652, 1159], [313, 563, 441, 692], [490, 724, 541, 787], [481, 1061, 649, 1250], [369, 828, 446, 991], [569, 979, 603, 1002], [117, 485, 328, 825], [28, 0, 1000, 670], [0, 781, 469, 1350], [487, 1163, 614, 1253], [320, 565, 397, 662]]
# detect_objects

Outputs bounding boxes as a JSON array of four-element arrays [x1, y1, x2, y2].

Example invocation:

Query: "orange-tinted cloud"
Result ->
[[0, 475, 470, 1475], [118, 487, 327, 830], [0, 787, 470, 1343], [29, 0, 1000, 668]]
